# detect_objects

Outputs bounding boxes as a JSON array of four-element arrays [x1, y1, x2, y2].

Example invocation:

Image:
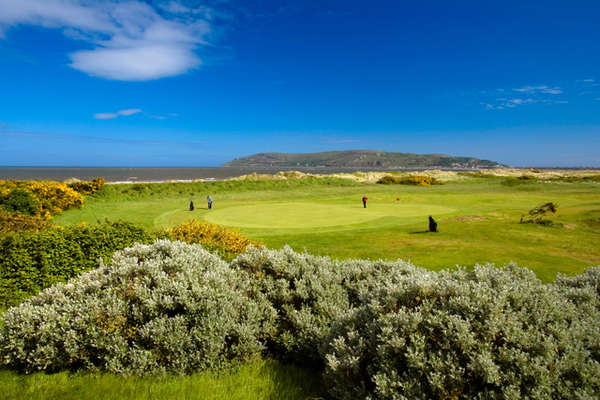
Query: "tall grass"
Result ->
[[94, 177, 361, 202]]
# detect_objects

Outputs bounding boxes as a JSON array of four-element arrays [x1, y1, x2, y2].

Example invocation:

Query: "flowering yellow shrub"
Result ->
[[0, 209, 53, 234], [168, 220, 260, 259], [68, 178, 105, 195], [0, 180, 83, 218]]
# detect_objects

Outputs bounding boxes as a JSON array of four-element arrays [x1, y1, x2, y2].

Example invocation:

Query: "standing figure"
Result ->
[[189, 200, 194, 211], [207, 195, 213, 210], [428, 216, 438, 232], [362, 195, 368, 208]]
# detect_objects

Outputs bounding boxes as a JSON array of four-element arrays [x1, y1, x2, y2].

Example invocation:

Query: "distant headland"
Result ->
[[222, 150, 504, 169]]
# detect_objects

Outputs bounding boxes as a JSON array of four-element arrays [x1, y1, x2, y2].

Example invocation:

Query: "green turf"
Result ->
[[0, 359, 324, 400], [54, 177, 600, 282], [203, 201, 455, 228]]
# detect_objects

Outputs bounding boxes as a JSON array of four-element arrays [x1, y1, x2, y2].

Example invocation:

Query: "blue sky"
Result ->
[[0, 0, 599, 167]]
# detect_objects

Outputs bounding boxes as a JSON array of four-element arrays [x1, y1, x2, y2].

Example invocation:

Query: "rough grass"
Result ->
[[0, 359, 324, 400], [54, 176, 600, 283]]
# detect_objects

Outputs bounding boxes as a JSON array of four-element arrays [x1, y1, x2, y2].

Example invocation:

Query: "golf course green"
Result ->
[[203, 202, 455, 228], [54, 175, 600, 282]]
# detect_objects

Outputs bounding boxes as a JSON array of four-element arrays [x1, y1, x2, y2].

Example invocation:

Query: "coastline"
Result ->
[[2, 166, 600, 183]]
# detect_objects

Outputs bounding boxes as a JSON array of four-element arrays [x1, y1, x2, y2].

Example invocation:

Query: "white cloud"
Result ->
[[513, 85, 562, 94], [93, 112, 118, 120], [0, 0, 215, 81], [117, 108, 142, 116], [159, 1, 191, 14], [94, 108, 142, 119]]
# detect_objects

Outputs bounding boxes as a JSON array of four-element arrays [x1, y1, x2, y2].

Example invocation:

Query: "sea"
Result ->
[[2, 166, 581, 183], [0, 166, 409, 183]]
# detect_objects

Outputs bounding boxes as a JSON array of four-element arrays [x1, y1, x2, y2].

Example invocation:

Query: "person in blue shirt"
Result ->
[[207, 195, 213, 209]]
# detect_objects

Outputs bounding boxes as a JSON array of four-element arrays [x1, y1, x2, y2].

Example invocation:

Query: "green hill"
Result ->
[[222, 150, 503, 168]]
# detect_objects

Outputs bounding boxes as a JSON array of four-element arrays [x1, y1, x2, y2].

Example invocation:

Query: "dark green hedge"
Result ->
[[0, 221, 157, 308]]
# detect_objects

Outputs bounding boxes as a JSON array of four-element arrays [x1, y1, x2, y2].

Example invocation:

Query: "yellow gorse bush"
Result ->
[[168, 220, 260, 257], [0, 209, 53, 234], [0, 180, 83, 219], [68, 178, 105, 195]]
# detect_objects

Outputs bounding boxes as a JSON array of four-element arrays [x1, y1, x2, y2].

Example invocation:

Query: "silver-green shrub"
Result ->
[[0, 240, 276, 374], [322, 264, 600, 399], [231, 245, 419, 364]]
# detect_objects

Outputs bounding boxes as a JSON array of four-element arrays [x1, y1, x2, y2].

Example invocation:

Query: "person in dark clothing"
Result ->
[[207, 195, 213, 210], [362, 196, 368, 208], [189, 200, 194, 211], [429, 216, 438, 232]]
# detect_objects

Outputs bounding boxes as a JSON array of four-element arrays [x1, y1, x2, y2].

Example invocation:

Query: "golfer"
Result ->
[[362, 195, 368, 208], [207, 195, 213, 210]]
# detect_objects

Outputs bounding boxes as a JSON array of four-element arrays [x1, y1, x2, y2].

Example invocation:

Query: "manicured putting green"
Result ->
[[203, 202, 455, 228]]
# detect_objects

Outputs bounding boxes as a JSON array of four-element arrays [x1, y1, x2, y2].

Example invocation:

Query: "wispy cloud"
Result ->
[[94, 108, 142, 120], [0, 1, 222, 81], [149, 112, 179, 120], [513, 85, 562, 94], [479, 82, 570, 110]]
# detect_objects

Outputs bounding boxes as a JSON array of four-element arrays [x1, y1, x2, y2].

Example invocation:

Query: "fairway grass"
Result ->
[[54, 178, 600, 282]]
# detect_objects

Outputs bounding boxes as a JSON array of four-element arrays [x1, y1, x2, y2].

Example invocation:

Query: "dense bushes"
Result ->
[[322, 265, 600, 399], [1, 243, 599, 398], [0, 209, 52, 235], [67, 178, 105, 195], [377, 175, 442, 185], [0, 180, 83, 218], [0, 218, 259, 308], [0, 241, 277, 374], [0, 221, 155, 307], [0, 188, 38, 215], [168, 220, 260, 261], [231, 246, 418, 365], [231, 247, 600, 399]]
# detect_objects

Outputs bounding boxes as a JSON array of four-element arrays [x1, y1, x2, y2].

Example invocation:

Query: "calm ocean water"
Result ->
[[0, 166, 401, 183]]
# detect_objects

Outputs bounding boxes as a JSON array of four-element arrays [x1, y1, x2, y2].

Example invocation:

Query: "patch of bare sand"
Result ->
[[451, 216, 487, 222]]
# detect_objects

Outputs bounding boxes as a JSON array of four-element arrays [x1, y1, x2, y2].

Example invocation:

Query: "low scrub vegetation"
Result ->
[[0, 188, 38, 215], [520, 202, 558, 226], [0, 241, 276, 374], [377, 175, 442, 185], [0, 221, 155, 308], [0, 180, 83, 219], [0, 219, 260, 308], [168, 220, 260, 260], [0, 209, 52, 235], [2, 243, 598, 398], [67, 177, 105, 195]]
